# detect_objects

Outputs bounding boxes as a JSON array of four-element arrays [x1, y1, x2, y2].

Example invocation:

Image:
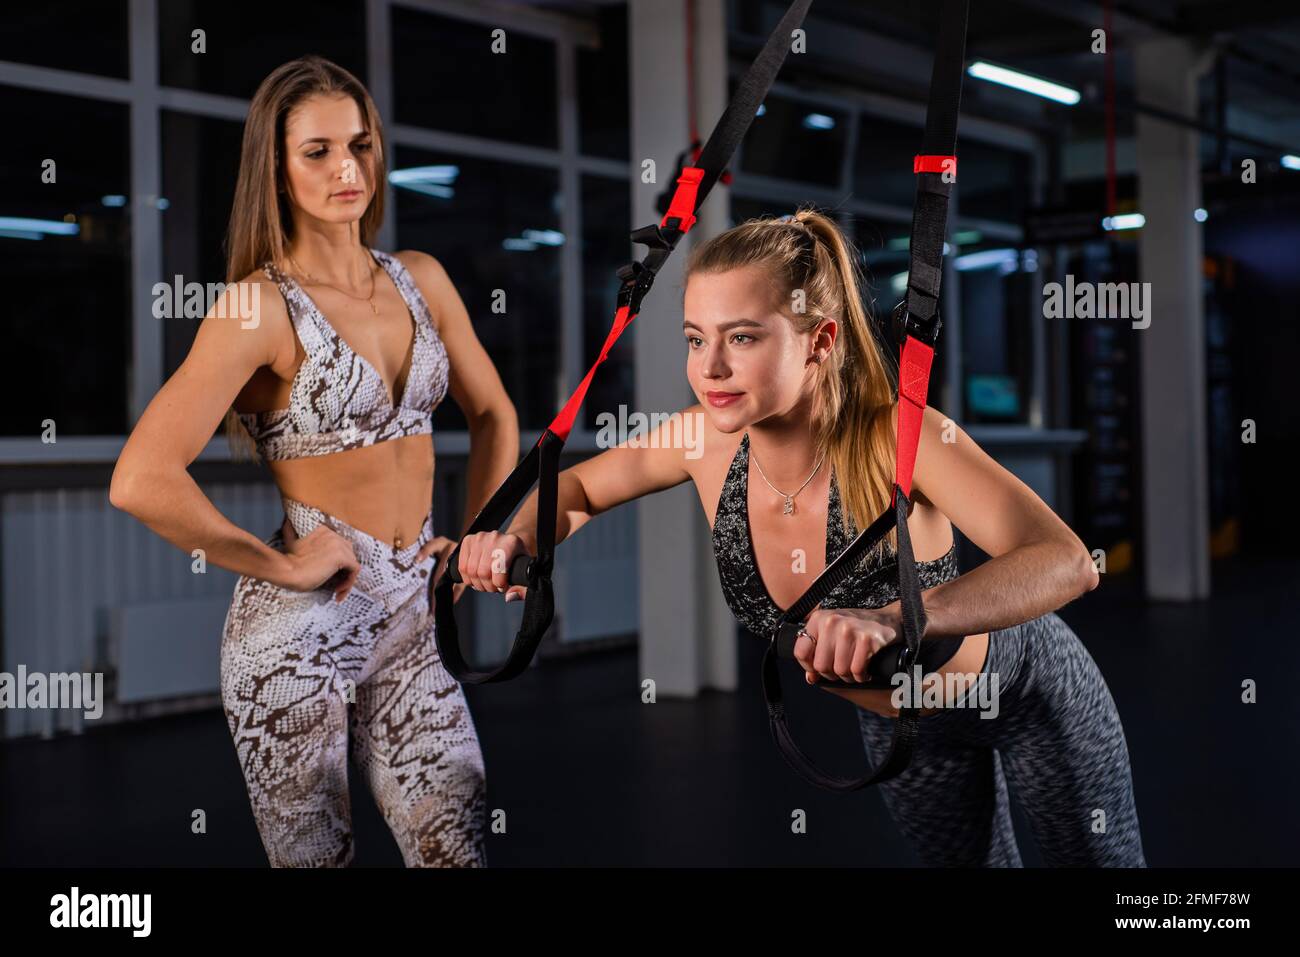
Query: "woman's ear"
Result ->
[[815, 317, 838, 355]]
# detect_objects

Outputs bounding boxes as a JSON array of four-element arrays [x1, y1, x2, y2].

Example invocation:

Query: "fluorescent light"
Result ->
[[0, 217, 79, 236], [1282, 154, 1300, 170], [968, 61, 1080, 105], [389, 164, 459, 184], [1194, 208, 1208, 222], [1102, 213, 1145, 231], [890, 272, 908, 296], [954, 248, 1018, 271], [756, 103, 766, 117], [101, 195, 127, 207], [802, 113, 835, 130], [521, 229, 564, 246], [953, 230, 983, 245], [502, 238, 538, 251], [389, 164, 459, 198]]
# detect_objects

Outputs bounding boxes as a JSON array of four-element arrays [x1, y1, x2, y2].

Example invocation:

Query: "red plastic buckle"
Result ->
[[660, 166, 705, 233], [913, 154, 957, 177]]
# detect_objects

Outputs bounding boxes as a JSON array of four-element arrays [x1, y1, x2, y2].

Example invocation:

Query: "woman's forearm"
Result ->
[[505, 471, 595, 555], [110, 469, 292, 583], [888, 539, 1096, 640], [459, 410, 520, 537]]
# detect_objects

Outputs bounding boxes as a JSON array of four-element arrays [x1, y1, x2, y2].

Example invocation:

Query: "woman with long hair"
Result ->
[[110, 55, 517, 867], [454, 207, 1146, 867]]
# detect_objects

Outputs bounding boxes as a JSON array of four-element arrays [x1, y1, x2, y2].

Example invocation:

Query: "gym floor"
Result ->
[[1, 552, 1292, 867]]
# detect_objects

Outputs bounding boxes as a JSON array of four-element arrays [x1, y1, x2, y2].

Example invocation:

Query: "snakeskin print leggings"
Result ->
[[857, 611, 1146, 867], [220, 496, 487, 867]]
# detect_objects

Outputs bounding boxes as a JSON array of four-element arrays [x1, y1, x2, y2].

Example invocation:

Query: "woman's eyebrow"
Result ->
[[296, 132, 371, 147], [682, 318, 764, 332]]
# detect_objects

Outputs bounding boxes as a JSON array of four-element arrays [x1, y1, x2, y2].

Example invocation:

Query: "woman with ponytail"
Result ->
[[457, 206, 1146, 868]]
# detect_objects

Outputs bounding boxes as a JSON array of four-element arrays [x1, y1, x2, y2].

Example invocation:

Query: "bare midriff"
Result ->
[[267, 433, 435, 547]]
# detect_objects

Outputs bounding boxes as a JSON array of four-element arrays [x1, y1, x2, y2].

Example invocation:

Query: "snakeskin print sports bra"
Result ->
[[712, 432, 960, 638], [239, 248, 450, 461]]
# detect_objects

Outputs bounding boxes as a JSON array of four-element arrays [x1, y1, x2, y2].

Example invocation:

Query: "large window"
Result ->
[[159, 111, 244, 379], [158, 0, 368, 99], [0, 86, 131, 437], [0, 0, 632, 458], [739, 92, 848, 188], [394, 146, 562, 433], [392, 5, 557, 148], [0, 2, 129, 78]]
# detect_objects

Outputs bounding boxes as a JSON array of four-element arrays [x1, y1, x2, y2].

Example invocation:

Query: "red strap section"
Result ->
[[893, 336, 934, 499], [549, 304, 637, 441], [913, 154, 957, 177], [660, 166, 705, 232]]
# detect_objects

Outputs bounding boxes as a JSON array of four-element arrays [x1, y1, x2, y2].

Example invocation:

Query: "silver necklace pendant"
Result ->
[[783, 496, 794, 515]]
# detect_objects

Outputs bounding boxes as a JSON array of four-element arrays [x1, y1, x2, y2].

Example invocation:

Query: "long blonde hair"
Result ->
[[684, 206, 902, 560], [220, 55, 388, 461]]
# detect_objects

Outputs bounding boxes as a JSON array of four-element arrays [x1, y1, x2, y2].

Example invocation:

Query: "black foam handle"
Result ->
[[443, 550, 533, 587]]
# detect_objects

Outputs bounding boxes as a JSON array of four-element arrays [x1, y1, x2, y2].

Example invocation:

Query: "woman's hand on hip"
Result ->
[[794, 606, 900, 686], [277, 518, 361, 601], [420, 535, 467, 604]]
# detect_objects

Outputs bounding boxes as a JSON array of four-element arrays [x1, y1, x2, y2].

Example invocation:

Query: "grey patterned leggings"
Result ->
[[857, 612, 1146, 867], [220, 496, 487, 867]]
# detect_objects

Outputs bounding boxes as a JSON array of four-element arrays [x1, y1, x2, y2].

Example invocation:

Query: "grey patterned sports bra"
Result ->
[[712, 432, 960, 638], [239, 248, 450, 461]]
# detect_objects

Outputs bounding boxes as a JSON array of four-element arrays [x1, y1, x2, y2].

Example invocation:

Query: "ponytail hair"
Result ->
[[684, 206, 901, 560]]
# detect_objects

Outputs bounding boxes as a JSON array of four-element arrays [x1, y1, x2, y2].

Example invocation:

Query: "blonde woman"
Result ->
[[111, 56, 517, 867], [455, 208, 1146, 867]]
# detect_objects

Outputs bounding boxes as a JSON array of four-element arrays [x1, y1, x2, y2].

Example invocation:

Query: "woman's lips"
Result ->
[[706, 391, 744, 408], [334, 190, 362, 200]]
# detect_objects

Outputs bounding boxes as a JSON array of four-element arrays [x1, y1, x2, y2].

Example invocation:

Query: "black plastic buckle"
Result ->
[[527, 554, 554, 583], [615, 260, 655, 311], [894, 642, 915, 677], [891, 299, 942, 348], [630, 222, 674, 251]]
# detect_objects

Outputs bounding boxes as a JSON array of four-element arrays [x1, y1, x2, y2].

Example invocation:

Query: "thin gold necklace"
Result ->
[[287, 250, 379, 315], [748, 435, 825, 516]]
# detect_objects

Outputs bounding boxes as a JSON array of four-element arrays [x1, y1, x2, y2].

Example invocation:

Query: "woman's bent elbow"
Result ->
[[1075, 546, 1100, 594], [108, 463, 140, 513]]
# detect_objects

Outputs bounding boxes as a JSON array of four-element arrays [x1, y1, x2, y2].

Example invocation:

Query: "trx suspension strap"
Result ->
[[766, 0, 970, 792], [430, 0, 816, 684]]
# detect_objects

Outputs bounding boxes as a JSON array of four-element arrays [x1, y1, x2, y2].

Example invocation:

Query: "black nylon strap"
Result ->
[[431, 431, 562, 683], [905, 0, 968, 323], [763, 489, 928, 791]]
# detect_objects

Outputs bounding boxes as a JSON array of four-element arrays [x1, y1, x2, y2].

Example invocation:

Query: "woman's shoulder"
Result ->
[[386, 248, 450, 334]]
